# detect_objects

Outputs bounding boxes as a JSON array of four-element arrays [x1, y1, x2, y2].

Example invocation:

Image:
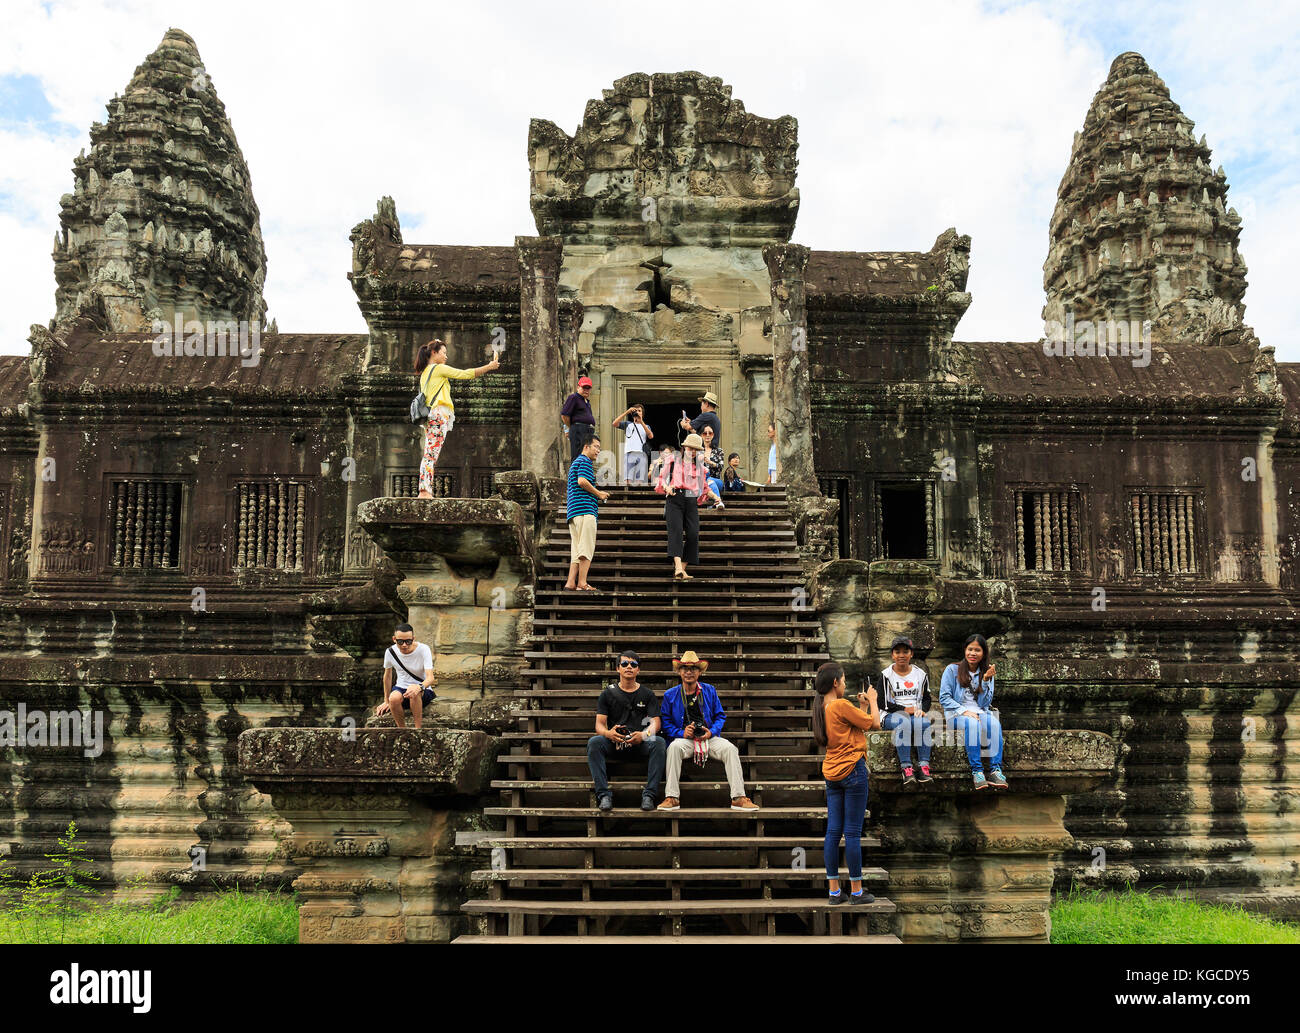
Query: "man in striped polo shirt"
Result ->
[[565, 434, 610, 591]]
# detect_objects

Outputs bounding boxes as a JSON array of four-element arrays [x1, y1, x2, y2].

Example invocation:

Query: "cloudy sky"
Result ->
[[1, 0, 1295, 358]]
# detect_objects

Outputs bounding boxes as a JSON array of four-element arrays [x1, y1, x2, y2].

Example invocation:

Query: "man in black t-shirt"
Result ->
[[586, 649, 667, 811]]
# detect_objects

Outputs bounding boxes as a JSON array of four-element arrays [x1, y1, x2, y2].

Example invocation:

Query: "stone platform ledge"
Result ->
[[238, 726, 501, 796], [355, 496, 532, 572], [237, 726, 504, 944], [867, 729, 1123, 795], [862, 728, 1122, 944]]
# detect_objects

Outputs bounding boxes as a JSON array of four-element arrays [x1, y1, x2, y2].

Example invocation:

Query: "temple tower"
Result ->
[[51, 27, 267, 333], [527, 72, 800, 474], [1043, 52, 1250, 345]]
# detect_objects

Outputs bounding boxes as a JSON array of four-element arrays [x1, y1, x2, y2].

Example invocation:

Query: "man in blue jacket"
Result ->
[[657, 650, 758, 811]]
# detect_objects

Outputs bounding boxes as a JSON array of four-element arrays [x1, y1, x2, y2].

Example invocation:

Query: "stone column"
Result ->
[[740, 355, 772, 487], [517, 235, 565, 480], [355, 497, 534, 699], [763, 242, 818, 498]]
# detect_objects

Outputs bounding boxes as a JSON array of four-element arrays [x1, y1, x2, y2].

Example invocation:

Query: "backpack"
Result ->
[[410, 367, 432, 424]]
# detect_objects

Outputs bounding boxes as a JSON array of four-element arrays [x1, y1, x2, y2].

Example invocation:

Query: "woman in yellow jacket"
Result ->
[[414, 339, 500, 498]]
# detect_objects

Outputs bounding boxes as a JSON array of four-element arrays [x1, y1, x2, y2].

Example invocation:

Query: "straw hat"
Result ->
[[682, 433, 704, 450], [698, 391, 719, 406], [672, 650, 709, 673]]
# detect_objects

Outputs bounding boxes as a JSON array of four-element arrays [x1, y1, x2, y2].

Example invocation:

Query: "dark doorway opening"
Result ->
[[877, 482, 929, 559], [633, 394, 699, 454]]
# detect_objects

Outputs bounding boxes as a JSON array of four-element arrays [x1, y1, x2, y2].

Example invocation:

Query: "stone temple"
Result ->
[[1, 30, 1297, 941]]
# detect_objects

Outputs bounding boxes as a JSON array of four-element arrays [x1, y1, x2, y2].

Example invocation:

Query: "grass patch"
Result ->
[[1051, 887, 1300, 944], [0, 884, 299, 944]]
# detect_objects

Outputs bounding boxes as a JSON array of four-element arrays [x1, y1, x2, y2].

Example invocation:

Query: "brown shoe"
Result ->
[[657, 797, 681, 810], [730, 796, 759, 811]]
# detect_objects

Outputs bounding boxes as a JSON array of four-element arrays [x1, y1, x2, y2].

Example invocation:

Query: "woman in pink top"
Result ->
[[656, 432, 707, 581]]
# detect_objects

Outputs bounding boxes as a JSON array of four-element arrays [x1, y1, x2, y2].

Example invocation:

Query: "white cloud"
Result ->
[[1, 0, 1297, 360]]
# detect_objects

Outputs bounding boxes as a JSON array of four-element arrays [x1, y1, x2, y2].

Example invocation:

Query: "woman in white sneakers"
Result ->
[[939, 634, 1007, 790]]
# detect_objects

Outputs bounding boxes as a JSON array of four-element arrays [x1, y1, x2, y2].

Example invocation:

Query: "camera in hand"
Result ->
[[614, 723, 632, 748], [690, 722, 708, 737]]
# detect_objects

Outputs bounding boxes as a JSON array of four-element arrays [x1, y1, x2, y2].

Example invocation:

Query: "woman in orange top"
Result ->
[[812, 661, 880, 905]]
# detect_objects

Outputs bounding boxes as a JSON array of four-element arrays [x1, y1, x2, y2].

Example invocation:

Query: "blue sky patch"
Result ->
[[0, 73, 63, 132]]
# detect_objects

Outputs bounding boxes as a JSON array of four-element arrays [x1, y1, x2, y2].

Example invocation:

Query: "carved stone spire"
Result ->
[[1042, 52, 1250, 345], [528, 71, 799, 248], [52, 28, 267, 333]]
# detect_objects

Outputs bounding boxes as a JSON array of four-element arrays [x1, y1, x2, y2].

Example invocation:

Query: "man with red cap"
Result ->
[[561, 375, 597, 464]]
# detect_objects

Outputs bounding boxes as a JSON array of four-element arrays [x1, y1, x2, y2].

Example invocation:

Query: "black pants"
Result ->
[[664, 493, 700, 564], [569, 422, 594, 462]]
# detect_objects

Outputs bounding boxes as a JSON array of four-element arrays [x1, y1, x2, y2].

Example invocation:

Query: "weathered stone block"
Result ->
[[435, 607, 490, 654]]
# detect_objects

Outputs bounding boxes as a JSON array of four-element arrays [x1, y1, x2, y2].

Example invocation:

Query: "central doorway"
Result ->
[[635, 392, 701, 453]]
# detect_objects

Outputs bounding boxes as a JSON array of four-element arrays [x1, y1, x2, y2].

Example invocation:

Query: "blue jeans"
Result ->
[[625, 452, 647, 483], [952, 711, 1004, 773], [880, 712, 931, 766], [586, 734, 666, 795], [706, 476, 723, 500], [824, 757, 869, 881]]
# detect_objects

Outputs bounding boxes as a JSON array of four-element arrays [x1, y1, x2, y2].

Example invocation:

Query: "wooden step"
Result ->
[[469, 835, 879, 850], [499, 731, 814, 742], [512, 708, 818, 722], [524, 651, 828, 663], [520, 671, 819, 683], [499, 753, 823, 765], [483, 806, 844, 820], [492, 779, 823, 791], [454, 934, 901, 943], [512, 688, 816, 701], [463, 897, 896, 916], [470, 867, 888, 883]]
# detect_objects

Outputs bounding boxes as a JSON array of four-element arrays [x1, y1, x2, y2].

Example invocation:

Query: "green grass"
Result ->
[[0, 886, 299, 944], [1051, 888, 1300, 944]]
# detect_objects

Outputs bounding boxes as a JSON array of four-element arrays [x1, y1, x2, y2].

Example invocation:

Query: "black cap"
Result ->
[[890, 635, 914, 651]]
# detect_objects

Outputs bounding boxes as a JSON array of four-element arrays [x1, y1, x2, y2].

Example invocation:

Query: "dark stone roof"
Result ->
[[1277, 364, 1300, 415], [967, 340, 1254, 401], [44, 331, 368, 395], [0, 356, 30, 411], [806, 250, 941, 299], [374, 243, 518, 290]]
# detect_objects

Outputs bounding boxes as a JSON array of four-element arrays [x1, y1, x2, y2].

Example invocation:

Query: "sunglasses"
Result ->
[[618, 659, 640, 668], [679, 665, 700, 672], [395, 638, 414, 645]]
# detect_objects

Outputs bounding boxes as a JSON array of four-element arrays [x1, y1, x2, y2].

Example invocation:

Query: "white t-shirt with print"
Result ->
[[385, 643, 433, 688], [880, 664, 928, 710]]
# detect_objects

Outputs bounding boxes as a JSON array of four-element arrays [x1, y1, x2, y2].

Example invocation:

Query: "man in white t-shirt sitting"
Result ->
[[374, 623, 436, 729]]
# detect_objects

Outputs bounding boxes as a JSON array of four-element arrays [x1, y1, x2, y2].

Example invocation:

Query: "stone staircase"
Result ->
[[456, 485, 899, 942]]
